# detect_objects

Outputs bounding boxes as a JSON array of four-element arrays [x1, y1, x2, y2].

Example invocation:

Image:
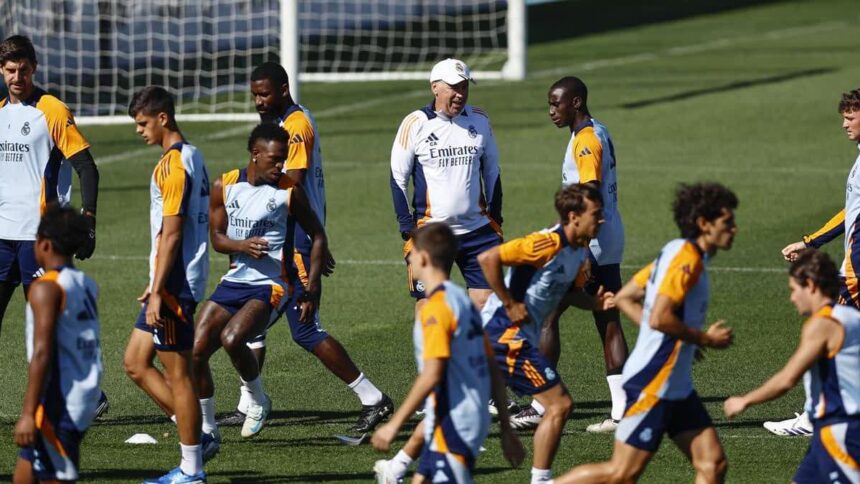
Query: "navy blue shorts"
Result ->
[[415, 448, 474, 484], [585, 252, 622, 295], [280, 277, 329, 352], [615, 390, 713, 452], [483, 307, 561, 396], [405, 224, 502, 299], [794, 420, 860, 484], [135, 293, 197, 352], [19, 403, 85, 481], [0, 239, 39, 286], [209, 280, 286, 315]]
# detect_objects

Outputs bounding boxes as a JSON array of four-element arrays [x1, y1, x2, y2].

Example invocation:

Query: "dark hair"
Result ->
[[838, 89, 860, 114], [672, 182, 738, 238], [251, 62, 289, 89], [555, 183, 602, 221], [0, 35, 37, 65], [247, 123, 289, 152], [412, 223, 458, 273], [37, 204, 89, 257], [128, 86, 176, 119], [550, 76, 588, 105], [789, 249, 841, 300]]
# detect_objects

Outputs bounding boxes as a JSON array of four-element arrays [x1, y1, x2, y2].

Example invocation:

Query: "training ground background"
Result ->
[[0, 0, 857, 481]]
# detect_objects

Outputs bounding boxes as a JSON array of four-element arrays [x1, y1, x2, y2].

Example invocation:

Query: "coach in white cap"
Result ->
[[390, 58, 502, 308]]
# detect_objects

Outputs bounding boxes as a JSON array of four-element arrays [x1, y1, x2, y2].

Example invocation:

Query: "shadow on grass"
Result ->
[[98, 184, 152, 193], [621, 68, 837, 109], [81, 468, 169, 480], [94, 414, 173, 426], [227, 471, 374, 483]]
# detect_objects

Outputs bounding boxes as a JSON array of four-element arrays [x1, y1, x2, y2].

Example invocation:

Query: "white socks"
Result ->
[[180, 443, 203, 476], [348, 373, 384, 406], [200, 398, 216, 434], [241, 375, 266, 406], [389, 449, 415, 477], [531, 399, 546, 416], [531, 467, 552, 483], [607, 374, 626, 421], [238, 381, 252, 414]]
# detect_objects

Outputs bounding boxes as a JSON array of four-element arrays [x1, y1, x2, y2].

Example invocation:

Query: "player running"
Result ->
[[513, 76, 628, 434], [193, 123, 329, 439], [725, 249, 860, 484], [371, 222, 525, 483], [0, 35, 99, 333], [390, 58, 503, 313], [772, 88, 860, 438], [554, 182, 736, 484], [480, 183, 614, 484], [127, 87, 211, 483], [14, 205, 102, 484]]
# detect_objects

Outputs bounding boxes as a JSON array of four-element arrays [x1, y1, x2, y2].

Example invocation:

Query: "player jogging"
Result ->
[[14, 205, 102, 484], [725, 249, 860, 484], [371, 222, 525, 484], [772, 88, 860, 438], [513, 76, 628, 434], [193, 123, 329, 439], [480, 183, 614, 484], [127, 87, 211, 484], [554, 182, 736, 484], [0, 35, 99, 333]]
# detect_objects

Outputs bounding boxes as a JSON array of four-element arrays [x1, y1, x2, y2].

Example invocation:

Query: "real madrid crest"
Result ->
[[266, 197, 277, 212], [468, 125, 477, 138], [21, 122, 30, 136]]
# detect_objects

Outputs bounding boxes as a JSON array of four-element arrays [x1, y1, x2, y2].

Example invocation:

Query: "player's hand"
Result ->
[[137, 288, 151, 305], [14, 414, 36, 447], [702, 320, 732, 349], [723, 396, 747, 418], [371, 422, 398, 452], [501, 429, 526, 468], [781, 241, 806, 262], [503, 301, 529, 325], [297, 288, 320, 323], [146, 292, 164, 328], [75, 213, 96, 260], [323, 248, 336, 277], [241, 237, 269, 259], [593, 286, 616, 312]]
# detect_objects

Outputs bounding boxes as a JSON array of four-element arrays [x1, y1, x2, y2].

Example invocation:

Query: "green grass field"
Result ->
[[2, 0, 859, 481]]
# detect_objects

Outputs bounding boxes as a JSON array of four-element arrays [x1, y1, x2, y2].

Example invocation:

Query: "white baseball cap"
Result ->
[[429, 58, 476, 85]]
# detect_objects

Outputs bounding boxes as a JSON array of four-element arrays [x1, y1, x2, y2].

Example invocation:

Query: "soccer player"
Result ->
[[553, 182, 737, 484], [480, 183, 614, 484], [724, 249, 860, 484], [13, 205, 102, 484], [127, 87, 211, 483], [228, 62, 391, 434], [771, 88, 860, 438], [0, 35, 99, 333], [390, 58, 503, 312], [193, 123, 329, 439], [371, 222, 525, 483], [513, 76, 628, 433]]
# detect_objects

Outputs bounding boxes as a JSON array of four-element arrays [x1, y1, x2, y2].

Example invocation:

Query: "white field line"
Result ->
[[91, 254, 783, 273]]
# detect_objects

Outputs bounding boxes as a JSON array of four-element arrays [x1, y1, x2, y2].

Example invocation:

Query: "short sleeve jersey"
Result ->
[[25, 266, 102, 431], [621, 239, 709, 400], [148, 142, 210, 302], [414, 281, 491, 459], [561, 118, 624, 265], [279, 104, 325, 226], [0, 88, 89, 239], [220, 168, 292, 287]]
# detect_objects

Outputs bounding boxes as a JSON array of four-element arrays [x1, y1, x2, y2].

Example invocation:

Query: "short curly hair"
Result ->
[[789, 249, 840, 300], [672, 182, 738, 239], [838, 89, 860, 114]]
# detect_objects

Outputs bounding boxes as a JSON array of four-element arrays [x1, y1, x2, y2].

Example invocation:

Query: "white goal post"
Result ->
[[0, 0, 526, 125]]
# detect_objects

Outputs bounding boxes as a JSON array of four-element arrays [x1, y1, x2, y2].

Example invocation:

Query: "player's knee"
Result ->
[[220, 328, 244, 353], [694, 451, 727, 480], [609, 465, 643, 484], [544, 393, 573, 420], [123, 350, 147, 382]]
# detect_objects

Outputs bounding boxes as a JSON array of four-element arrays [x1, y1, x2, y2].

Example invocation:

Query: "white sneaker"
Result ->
[[763, 412, 812, 437], [373, 459, 404, 484], [586, 418, 619, 434], [510, 406, 543, 430], [241, 394, 272, 438]]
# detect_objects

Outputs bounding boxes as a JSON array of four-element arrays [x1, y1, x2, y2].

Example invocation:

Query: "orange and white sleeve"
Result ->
[[420, 296, 456, 360], [657, 246, 703, 304], [498, 231, 563, 268], [572, 131, 604, 184]]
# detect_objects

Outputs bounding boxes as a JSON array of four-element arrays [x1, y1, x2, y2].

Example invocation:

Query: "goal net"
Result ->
[[0, 0, 525, 124]]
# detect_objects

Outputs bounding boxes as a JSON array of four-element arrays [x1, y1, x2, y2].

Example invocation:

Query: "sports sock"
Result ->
[[241, 376, 265, 406], [238, 380, 252, 414], [348, 372, 384, 406], [200, 398, 216, 434], [179, 443, 203, 476], [607, 374, 625, 421], [531, 467, 552, 483], [530, 399, 546, 416], [389, 449, 414, 477]]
